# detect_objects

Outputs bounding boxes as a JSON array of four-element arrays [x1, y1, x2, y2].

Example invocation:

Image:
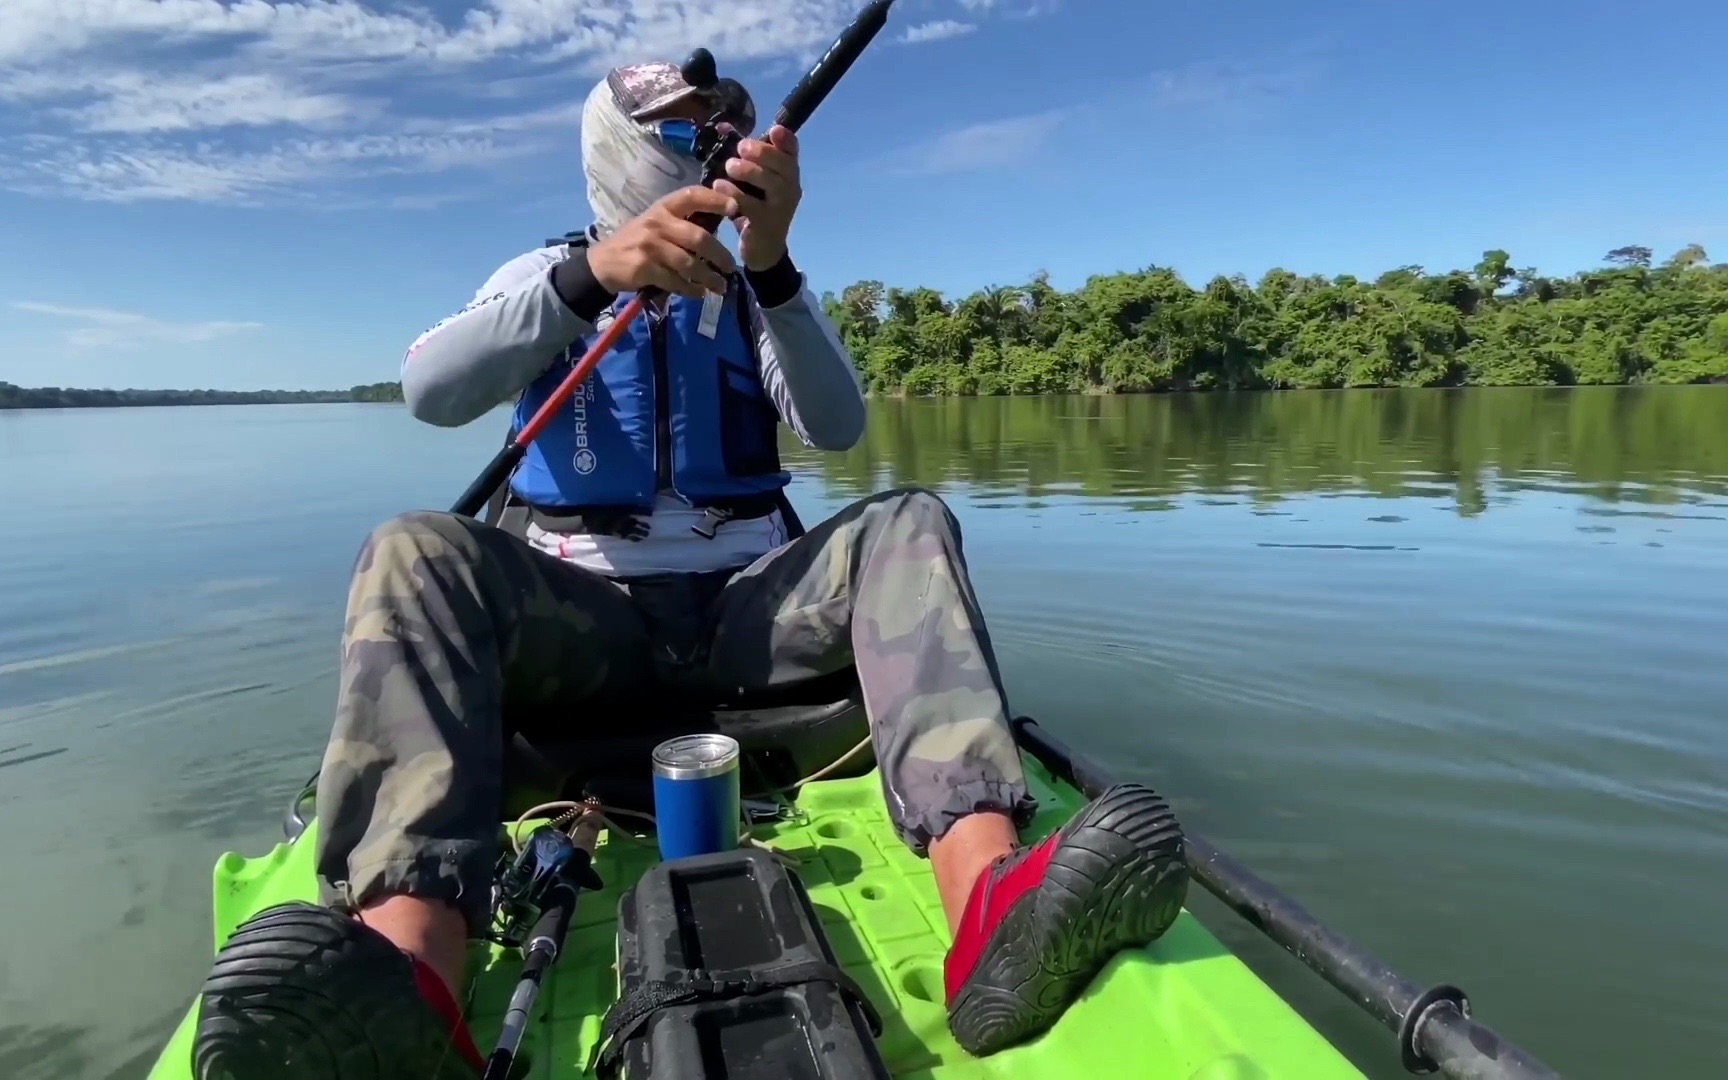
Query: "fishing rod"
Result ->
[[1010, 717, 1563, 1080], [450, 0, 898, 519], [482, 806, 606, 1080]]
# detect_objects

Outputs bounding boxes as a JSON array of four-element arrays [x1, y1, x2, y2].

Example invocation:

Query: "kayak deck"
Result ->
[[148, 760, 1363, 1078]]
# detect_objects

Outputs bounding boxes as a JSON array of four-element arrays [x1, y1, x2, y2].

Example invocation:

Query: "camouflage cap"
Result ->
[[606, 61, 757, 136]]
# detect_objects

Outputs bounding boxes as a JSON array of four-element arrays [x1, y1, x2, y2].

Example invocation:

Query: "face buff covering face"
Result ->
[[580, 63, 757, 239]]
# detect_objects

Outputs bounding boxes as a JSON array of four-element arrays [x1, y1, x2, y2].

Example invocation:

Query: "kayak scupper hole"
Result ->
[[898, 965, 942, 1004], [859, 884, 885, 901], [815, 819, 856, 840]]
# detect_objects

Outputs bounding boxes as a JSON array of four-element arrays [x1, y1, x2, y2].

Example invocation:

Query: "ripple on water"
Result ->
[[0, 746, 70, 770], [0, 638, 185, 679]]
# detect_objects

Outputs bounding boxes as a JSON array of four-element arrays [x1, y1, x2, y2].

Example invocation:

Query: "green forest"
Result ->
[[0, 381, 404, 409], [819, 244, 1728, 395]]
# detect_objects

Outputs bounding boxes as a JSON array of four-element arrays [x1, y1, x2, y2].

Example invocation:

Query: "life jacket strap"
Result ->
[[524, 493, 783, 542]]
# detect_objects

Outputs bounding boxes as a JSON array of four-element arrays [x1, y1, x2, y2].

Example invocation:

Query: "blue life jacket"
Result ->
[[507, 264, 789, 515]]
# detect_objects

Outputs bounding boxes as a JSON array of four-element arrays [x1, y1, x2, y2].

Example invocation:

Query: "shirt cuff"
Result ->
[[744, 251, 802, 309], [550, 246, 617, 323]]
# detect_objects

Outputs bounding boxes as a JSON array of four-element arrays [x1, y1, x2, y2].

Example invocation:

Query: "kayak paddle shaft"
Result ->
[[1010, 717, 1562, 1080], [449, 0, 897, 519]]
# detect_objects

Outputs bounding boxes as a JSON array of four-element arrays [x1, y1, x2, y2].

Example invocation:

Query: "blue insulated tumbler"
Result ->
[[651, 733, 742, 861]]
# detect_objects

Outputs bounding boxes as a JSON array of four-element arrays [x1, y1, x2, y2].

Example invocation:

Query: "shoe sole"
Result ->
[[947, 782, 1189, 1056], [193, 901, 480, 1080]]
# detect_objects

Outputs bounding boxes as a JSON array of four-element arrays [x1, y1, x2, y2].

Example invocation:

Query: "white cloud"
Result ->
[[12, 302, 263, 348], [882, 53, 1315, 176], [3, 126, 552, 203], [0, 71, 356, 133], [1144, 58, 1314, 112], [963, 0, 1061, 15], [0, 0, 1050, 204], [0, 0, 877, 205], [889, 107, 1069, 175], [0, 0, 869, 70], [901, 20, 976, 45]]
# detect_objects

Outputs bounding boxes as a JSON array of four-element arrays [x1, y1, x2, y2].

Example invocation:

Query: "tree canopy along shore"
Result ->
[[822, 244, 1728, 395]]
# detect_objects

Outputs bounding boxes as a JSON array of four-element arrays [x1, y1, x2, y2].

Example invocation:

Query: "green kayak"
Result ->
[[142, 715, 1554, 1080], [146, 749, 1355, 1079]]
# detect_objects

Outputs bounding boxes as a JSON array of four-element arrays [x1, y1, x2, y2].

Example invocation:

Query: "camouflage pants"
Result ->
[[314, 487, 1034, 933]]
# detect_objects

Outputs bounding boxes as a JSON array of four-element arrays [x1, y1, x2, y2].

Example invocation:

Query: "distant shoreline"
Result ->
[[6, 380, 1726, 412], [0, 381, 404, 409]]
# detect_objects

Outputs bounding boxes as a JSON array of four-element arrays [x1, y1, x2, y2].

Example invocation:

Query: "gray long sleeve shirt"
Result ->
[[402, 242, 864, 448], [400, 241, 865, 575]]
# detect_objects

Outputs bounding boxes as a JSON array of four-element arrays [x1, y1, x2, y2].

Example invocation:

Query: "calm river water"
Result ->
[[1, 386, 1724, 1079]]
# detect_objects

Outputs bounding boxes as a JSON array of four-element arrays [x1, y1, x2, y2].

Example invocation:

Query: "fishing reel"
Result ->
[[678, 48, 767, 205], [490, 820, 605, 949]]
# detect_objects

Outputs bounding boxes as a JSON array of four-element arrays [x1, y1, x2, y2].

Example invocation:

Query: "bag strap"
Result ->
[[588, 958, 881, 1078]]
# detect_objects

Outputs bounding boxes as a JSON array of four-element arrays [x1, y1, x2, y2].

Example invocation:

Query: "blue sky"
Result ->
[[2, 0, 1725, 391]]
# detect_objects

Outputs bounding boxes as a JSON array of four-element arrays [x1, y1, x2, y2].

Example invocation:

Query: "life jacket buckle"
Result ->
[[692, 506, 734, 539]]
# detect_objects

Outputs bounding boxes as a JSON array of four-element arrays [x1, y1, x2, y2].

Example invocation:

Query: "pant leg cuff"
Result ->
[[323, 839, 496, 937], [892, 779, 1039, 857]]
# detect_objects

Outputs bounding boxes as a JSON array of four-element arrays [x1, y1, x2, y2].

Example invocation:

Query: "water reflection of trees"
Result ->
[[783, 388, 1728, 515]]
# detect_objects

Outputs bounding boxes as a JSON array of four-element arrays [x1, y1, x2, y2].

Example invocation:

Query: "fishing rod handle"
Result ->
[[525, 883, 579, 961]]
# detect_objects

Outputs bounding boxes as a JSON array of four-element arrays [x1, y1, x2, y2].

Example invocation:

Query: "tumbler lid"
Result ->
[[652, 733, 741, 780]]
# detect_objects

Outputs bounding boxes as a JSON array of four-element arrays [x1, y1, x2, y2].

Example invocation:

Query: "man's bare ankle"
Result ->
[[356, 893, 468, 994], [929, 810, 1020, 935]]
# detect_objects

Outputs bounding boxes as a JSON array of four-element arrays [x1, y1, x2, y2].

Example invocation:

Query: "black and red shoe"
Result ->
[[943, 783, 1189, 1056], [192, 901, 484, 1079]]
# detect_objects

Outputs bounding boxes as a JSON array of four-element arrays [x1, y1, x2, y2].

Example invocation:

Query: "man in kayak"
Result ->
[[192, 61, 1187, 1078]]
